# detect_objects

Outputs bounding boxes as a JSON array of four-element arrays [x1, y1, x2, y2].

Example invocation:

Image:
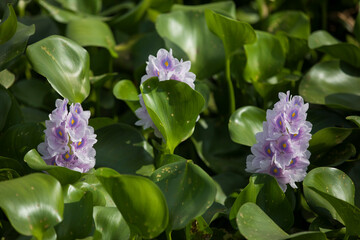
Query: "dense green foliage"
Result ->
[[0, 0, 360, 239]]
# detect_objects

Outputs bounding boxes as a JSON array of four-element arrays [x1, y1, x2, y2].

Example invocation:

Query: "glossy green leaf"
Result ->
[[57, 0, 101, 14], [230, 174, 294, 231], [192, 118, 249, 174], [150, 159, 217, 230], [0, 69, 15, 89], [309, 127, 352, 161], [0, 173, 63, 238], [237, 202, 289, 240], [89, 117, 117, 131], [0, 22, 35, 71], [26, 35, 90, 103], [156, 9, 226, 79], [0, 123, 44, 161], [303, 167, 355, 225], [244, 30, 285, 84], [11, 79, 53, 110], [55, 191, 93, 240], [0, 4, 17, 44], [346, 116, 360, 128], [95, 168, 169, 239], [311, 142, 356, 167], [264, 10, 310, 39], [141, 78, 204, 153], [93, 206, 130, 240], [299, 60, 360, 111], [0, 85, 12, 131], [24, 149, 82, 185], [113, 80, 140, 112], [308, 30, 360, 68], [205, 9, 256, 56], [228, 106, 266, 146], [95, 123, 153, 174], [66, 18, 118, 57]]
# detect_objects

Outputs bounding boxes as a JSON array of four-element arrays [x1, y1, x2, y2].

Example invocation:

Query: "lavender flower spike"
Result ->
[[38, 98, 97, 173], [135, 48, 196, 137], [246, 91, 312, 192]]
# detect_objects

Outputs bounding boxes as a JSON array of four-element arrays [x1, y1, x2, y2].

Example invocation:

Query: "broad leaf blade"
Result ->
[[0, 173, 64, 238], [26, 35, 90, 103]]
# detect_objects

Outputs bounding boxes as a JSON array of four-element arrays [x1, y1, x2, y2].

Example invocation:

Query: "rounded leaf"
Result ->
[[95, 168, 169, 239], [0, 4, 17, 44], [150, 158, 217, 230], [141, 78, 204, 153], [228, 106, 266, 146], [0, 173, 64, 238], [299, 60, 360, 111], [26, 35, 90, 103]]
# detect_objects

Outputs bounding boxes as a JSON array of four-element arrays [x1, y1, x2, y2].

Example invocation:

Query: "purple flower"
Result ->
[[37, 99, 97, 173], [135, 48, 196, 137], [246, 91, 312, 192]]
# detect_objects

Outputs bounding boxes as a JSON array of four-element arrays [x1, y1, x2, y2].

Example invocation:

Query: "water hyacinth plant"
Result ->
[[246, 91, 312, 191], [1, 0, 360, 240]]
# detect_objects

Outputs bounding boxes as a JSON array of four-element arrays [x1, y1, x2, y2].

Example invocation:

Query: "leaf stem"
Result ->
[[225, 56, 236, 114], [166, 229, 173, 240]]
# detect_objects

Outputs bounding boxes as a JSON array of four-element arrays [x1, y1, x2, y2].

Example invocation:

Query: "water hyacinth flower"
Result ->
[[135, 48, 196, 137], [38, 99, 97, 173], [246, 91, 312, 191]]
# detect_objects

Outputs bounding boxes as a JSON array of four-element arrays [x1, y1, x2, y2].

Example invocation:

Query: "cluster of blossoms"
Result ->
[[246, 91, 312, 191], [38, 99, 97, 173], [135, 48, 196, 137]]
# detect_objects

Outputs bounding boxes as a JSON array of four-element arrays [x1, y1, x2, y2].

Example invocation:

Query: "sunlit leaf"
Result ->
[[96, 168, 169, 239], [0, 173, 63, 239], [0, 4, 17, 44], [26, 35, 90, 103]]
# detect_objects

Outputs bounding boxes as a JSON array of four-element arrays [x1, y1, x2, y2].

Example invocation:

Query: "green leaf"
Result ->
[[55, 191, 93, 240], [205, 9, 256, 56], [237, 202, 289, 240], [38, 0, 85, 24], [93, 206, 130, 240], [0, 85, 12, 131], [0, 156, 25, 176], [0, 123, 44, 162], [185, 216, 213, 240], [303, 167, 356, 225], [244, 30, 285, 83], [57, 0, 101, 14], [230, 174, 294, 231], [156, 8, 226, 79], [0, 22, 35, 71], [299, 60, 360, 111], [109, 0, 151, 33], [0, 69, 15, 89], [237, 203, 327, 240], [264, 10, 310, 39], [113, 80, 140, 112], [308, 30, 360, 68], [346, 116, 360, 128], [309, 127, 353, 161], [26, 35, 90, 103], [95, 123, 154, 174], [228, 106, 266, 147], [24, 149, 82, 185], [150, 159, 217, 230], [0, 173, 63, 238], [95, 168, 169, 239], [141, 78, 204, 153], [66, 18, 118, 58], [0, 4, 17, 44]]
